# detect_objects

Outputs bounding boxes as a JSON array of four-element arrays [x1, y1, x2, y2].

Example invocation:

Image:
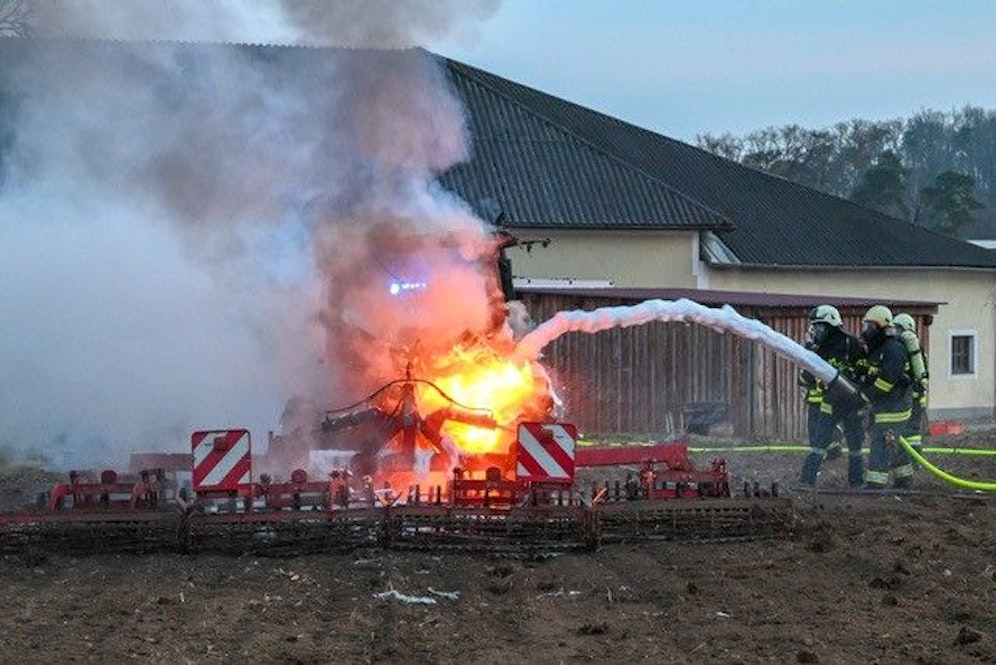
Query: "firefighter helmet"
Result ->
[[893, 313, 915, 333], [863, 305, 893, 329], [809, 304, 843, 328]]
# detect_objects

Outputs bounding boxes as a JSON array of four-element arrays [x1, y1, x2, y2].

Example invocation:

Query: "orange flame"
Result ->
[[415, 339, 551, 454]]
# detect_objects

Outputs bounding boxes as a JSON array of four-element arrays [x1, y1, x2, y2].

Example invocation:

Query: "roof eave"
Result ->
[[515, 285, 944, 309], [704, 260, 996, 272], [505, 222, 734, 232]]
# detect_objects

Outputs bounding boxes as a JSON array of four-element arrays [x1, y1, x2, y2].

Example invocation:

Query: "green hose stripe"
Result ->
[[922, 448, 996, 456], [686, 445, 996, 456], [896, 436, 996, 492], [579, 441, 996, 457], [687, 446, 810, 453]]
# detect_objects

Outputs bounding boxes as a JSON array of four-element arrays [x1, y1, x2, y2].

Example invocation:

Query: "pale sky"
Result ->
[[431, 0, 996, 141]]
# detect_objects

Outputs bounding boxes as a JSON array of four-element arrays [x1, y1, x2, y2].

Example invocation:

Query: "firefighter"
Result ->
[[798, 342, 827, 462], [798, 307, 844, 463], [799, 305, 868, 487], [893, 312, 928, 458], [859, 305, 914, 488]]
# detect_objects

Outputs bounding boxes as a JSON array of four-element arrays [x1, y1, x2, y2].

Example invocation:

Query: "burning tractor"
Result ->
[[265, 349, 558, 503]]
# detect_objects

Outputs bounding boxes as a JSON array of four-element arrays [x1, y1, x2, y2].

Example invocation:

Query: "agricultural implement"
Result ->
[[0, 420, 791, 556]]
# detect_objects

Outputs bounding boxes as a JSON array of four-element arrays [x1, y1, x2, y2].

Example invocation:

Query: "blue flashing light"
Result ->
[[388, 280, 427, 296]]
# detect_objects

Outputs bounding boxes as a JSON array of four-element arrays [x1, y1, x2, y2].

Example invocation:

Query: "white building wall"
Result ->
[[507, 228, 996, 419], [505, 229, 699, 288], [710, 268, 996, 418]]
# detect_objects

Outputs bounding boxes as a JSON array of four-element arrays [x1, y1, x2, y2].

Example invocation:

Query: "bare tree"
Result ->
[[0, 0, 33, 37]]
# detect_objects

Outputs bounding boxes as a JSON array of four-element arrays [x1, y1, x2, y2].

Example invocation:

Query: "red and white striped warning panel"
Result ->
[[516, 422, 577, 484], [191, 429, 251, 492]]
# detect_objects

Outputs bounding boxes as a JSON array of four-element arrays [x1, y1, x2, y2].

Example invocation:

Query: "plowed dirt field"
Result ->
[[2, 427, 995, 664]]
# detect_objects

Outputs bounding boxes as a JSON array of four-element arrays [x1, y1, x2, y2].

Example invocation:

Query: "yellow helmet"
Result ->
[[893, 313, 915, 333], [809, 304, 843, 328], [863, 305, 893, 329]]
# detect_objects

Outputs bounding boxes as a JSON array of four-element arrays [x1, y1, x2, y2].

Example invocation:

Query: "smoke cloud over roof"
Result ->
[[30, 0, 499, 48], [0, 1, 501, 466]]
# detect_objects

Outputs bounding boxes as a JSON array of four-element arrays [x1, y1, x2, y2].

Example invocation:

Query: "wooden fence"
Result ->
[[520, 294, 932, 441]]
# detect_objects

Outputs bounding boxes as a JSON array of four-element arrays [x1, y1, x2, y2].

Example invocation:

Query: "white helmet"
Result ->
[[809, 305, 843, 328], [893, 313, 915, 333], [863, 305, 893, 329]]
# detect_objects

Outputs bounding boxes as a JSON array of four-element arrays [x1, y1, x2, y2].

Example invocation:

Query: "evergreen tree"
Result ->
[[919, 170, 984, 235], [849, 150, 911, 220]]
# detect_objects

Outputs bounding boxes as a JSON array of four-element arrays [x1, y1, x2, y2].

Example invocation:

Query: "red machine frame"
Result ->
[[38, 423, 732, 517]]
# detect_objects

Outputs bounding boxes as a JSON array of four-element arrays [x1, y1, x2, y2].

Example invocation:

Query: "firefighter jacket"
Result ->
[[803, 328, 867, 415], [862, 332, 912, 424], [798, 369, 823, 405], [797, 337, 823, 404]]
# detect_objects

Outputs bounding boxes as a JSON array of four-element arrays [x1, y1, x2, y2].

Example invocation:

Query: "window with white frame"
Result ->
[[949, 330, 977, 377]]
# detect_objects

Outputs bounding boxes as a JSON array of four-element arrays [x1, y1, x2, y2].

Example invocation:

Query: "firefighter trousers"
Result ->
[[800, 408, 865, 487], [865, 417, 914, 488], [905, 399, 925, 455]]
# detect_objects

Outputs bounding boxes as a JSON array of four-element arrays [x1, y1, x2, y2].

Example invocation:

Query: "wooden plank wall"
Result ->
[[520, 295, 933, 442]]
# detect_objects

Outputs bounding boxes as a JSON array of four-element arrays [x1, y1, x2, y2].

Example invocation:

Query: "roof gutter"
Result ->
[[704, 261, 996, 273], [506, 222, 734, 232]]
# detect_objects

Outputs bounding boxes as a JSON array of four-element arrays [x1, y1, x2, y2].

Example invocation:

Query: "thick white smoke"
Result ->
[[0, 1, 501, 467]]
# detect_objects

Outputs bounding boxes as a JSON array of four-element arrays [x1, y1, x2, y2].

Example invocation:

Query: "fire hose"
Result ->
[[682, 445, 996, 457], [577, 440, 996, 457], [895, 435, 996, 492], [582, 440, 996, 491], [681, 442, 996, 492]]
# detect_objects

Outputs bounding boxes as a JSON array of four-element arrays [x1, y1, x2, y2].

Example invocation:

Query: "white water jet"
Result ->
[[514, 298, 838, 383]]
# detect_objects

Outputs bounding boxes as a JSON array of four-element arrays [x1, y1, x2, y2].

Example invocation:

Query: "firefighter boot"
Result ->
[[847, 452, 864, 488], [893, 434, 916, 489], [824, 440, 843, 461], [799, 451, 822, 487]]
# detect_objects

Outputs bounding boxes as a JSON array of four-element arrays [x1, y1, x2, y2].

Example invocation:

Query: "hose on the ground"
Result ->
[[895, 435, 996, 492], [576, 440, 996, 491], [680, 444, 996, 456]]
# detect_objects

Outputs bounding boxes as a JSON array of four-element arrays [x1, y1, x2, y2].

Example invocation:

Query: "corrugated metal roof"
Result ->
[[442, 58, 996, 269], [439, 60, 731, 231]]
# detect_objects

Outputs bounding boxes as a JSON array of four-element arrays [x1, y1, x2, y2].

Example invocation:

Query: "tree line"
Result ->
[[695, 107, 996, 238]]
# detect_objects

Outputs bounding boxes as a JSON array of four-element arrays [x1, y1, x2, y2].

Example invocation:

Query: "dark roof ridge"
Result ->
[[4, 34, 413, 51]]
